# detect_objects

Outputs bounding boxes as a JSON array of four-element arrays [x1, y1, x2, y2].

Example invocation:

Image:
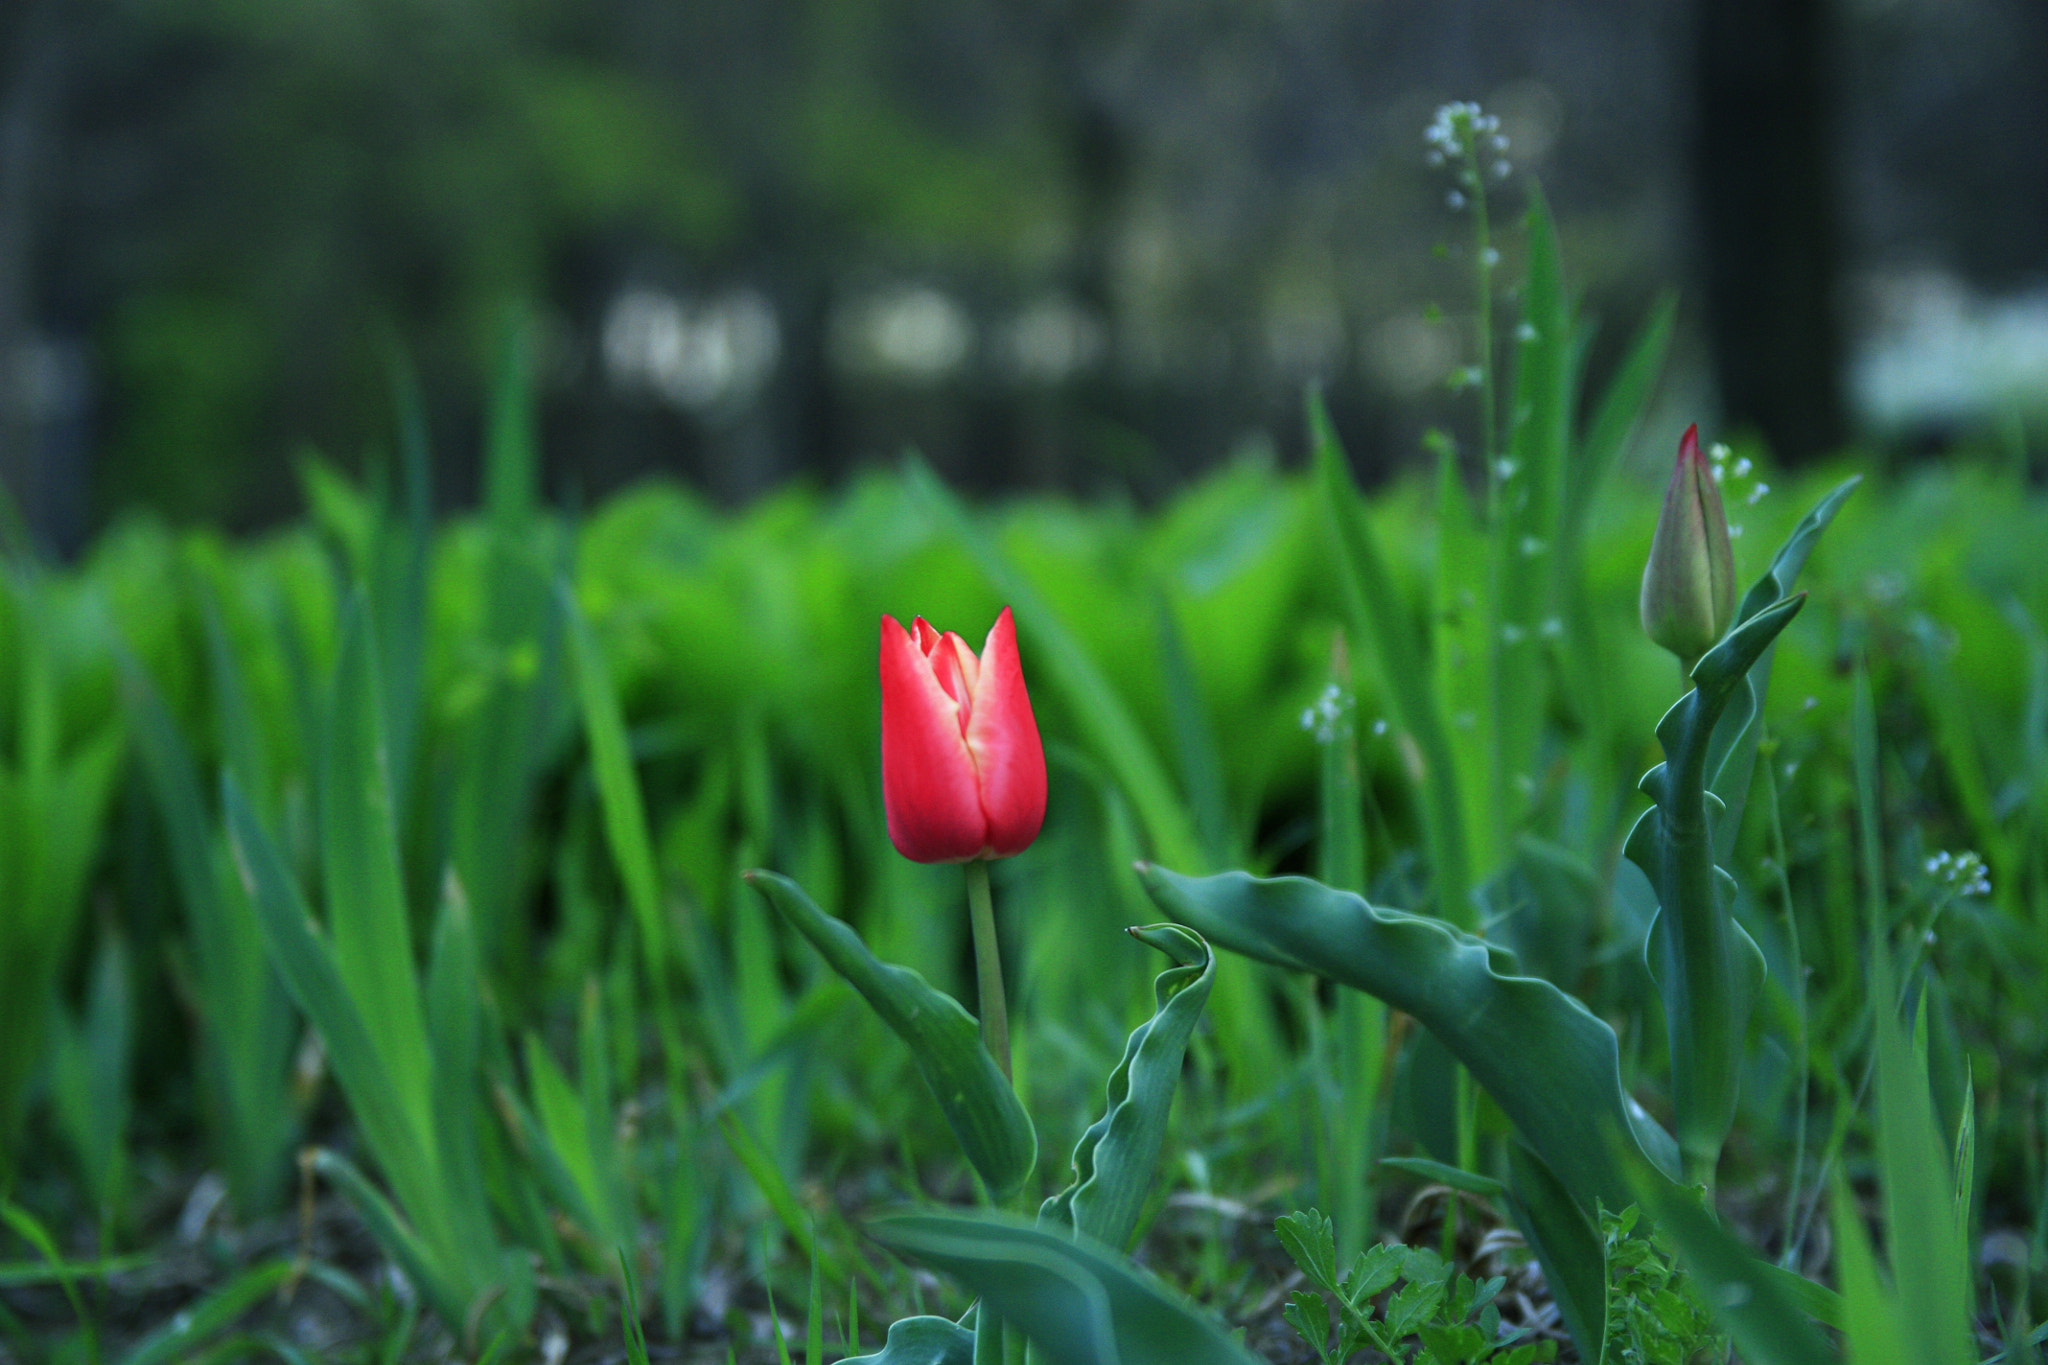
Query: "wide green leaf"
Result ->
[[744, 870, 1037, 1200], [868, 1210, 1262, 1365], [841, 1316, 976, 1365], [1134, 866, 1679, 1211], [1041, 924, 1214, 1253]]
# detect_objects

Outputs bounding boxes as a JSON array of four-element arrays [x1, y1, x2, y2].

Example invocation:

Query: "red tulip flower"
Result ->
[[879, 606, 1046, 864]]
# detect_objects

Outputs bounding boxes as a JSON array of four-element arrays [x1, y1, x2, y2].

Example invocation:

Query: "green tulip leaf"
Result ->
[[1731, 476, 1861, 632], [1709, 475, 1860, 853], [1041, 923, 1215, 1252], [840, 1315, 976, 1365], [1503, 1142, 1608, 1361], [1628, 593, 1805, 1178], [744, 871, 1037, 1200], [1134, 866, 1680, 1211], [867, 1210, 1262, 1365]]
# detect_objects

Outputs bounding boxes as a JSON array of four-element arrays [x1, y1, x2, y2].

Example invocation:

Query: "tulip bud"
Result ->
[[1640, 425, 1737, 668], [879, 606, 1047, 864]]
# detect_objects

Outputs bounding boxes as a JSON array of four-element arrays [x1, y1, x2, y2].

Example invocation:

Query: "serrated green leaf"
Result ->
[[1135, 866, 1679, 1211], [1275, 1210, 1339, 1290], [745, 871, 1036, 1200], [1040, 924, 1214, 1252], [1284, 1292, 1333, 1363], [1384, 1276, 1447, 1341], [867, 1210, 1264, 1365], [1632, 1172, 1836, 1365], [1351, 1244, 1406, 1304]]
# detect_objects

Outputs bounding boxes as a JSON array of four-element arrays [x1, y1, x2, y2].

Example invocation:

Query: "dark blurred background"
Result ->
[[2, 0, 2045, 553]]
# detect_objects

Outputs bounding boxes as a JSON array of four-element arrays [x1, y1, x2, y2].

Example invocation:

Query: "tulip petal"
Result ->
[[964, 607, 1047, 858], [881, 614, 987, 862]]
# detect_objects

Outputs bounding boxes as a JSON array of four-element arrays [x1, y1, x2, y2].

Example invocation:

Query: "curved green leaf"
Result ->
[[841, 1315, 976, 1365], [868, 1210, 1262, 1365], [1134, 866, 1679, 1210], [1709, 475, 1860, 851], [1041, 924, 1214, 1252], [1731, 476, 1860, 631], [744, 871, 1037, 1200]]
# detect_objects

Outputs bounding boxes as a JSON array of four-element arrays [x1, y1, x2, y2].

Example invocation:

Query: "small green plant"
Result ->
[[1598, 1204, 1726, 1365], [1275, 1208, 1555, 1365]]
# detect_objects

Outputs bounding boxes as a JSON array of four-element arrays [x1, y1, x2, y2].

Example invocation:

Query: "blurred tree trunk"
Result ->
[[1692, 0, 1847, 464], [0, 0, 70, 547]]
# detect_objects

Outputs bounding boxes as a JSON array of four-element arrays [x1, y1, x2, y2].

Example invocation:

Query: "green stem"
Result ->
[[1464, 120, 1508, 871], [966, 859, 1011, 1082]]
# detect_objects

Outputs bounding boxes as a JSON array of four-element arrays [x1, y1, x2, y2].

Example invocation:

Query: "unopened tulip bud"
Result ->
[[1640, 425, 1736, 668]]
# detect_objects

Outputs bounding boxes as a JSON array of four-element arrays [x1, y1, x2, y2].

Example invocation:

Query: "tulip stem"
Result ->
[[965, 858, 1012, 1081]]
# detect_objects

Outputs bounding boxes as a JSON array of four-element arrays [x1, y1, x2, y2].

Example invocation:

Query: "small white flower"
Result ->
[[1538, 617, 1564, 638], [1516, 322, 1539, 342], [1732, 456, 1753, 477], [1371, 718, 1389, 736], [1494, 457, 1520, 480], [1710, 464, 1726, 483], [1481, 247, 1501, 269], [1926, 850, 1990, 897], [1747, 482, 1770, 506], [1492, 159, 1511, 180], [1501, 623, 1526, 644], [1447, 189, 1467, 210], [1519, 535, 1546, 557], [1709, 442, 1733, 464]]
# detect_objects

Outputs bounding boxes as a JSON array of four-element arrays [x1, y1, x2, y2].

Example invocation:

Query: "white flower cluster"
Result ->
[[1424, 102, 1512, 200], [1705, 440, 1769, 536], [1925, 849, 1991, 898], [1299, 683, 1356, 746]]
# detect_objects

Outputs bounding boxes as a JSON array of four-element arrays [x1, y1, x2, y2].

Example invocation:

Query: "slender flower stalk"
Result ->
[[964, 859, 1009, 1080]]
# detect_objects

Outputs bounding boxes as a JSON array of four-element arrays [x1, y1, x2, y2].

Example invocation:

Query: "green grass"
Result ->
[[2, 332, 2046, 1360]]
